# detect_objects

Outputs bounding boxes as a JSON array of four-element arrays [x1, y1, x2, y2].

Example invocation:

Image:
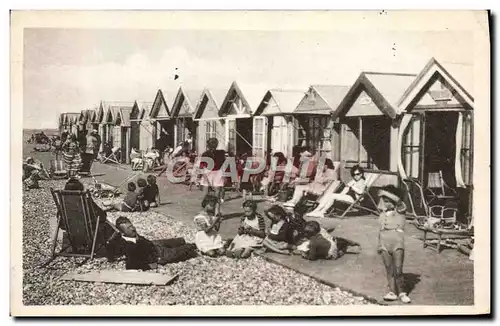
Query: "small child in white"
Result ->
[[226, 200, 266, 259], [194, 195, 225, 257]]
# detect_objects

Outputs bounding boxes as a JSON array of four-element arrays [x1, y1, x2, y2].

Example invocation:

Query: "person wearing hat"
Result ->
[[377, 184, 411, 304]]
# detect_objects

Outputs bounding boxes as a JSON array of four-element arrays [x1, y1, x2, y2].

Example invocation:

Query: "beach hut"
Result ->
[[77, 109, 95, 138], [112, 104, 135, 163], [58, 113, 66, 133], [148, 89, 174, 153], [66, 113, 80, 136], [293, 85, 350, 159], [170, 87, 202, 151], [94, 103, 106, 143], [218, 82, 268, 156], [395, 58, 474, 219], [253, 89, 306, 158], [193, 88, 228, 154]]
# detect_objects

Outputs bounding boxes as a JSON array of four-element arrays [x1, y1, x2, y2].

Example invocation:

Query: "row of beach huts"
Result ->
[[58, 58, 474, 216]]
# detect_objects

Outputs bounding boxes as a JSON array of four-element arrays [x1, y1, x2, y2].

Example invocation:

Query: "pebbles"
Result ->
[[22, 179, 374, 306]]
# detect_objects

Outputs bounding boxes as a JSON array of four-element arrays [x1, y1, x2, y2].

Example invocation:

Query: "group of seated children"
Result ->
[[103, 174, 160, 212], [192, 195, 360, 261]]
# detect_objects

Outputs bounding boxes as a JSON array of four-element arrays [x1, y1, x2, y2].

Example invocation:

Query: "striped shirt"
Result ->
[[242, 213, 266, 232]]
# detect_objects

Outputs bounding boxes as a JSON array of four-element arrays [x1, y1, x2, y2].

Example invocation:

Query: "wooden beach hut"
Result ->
[[293, 85, 350, 159], [170, 87, 202, 151], [253, 89, 306, 158], [395, 58, 474, 220], [193, 88, 228, 154], [218, 82, 268, 156], [148, 89, 174, 153]]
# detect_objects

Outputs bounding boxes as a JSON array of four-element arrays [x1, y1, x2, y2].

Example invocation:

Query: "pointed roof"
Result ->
[[397, 57, 474, 111], [95, 103, 105, 124], [254, 89, 306, 116], [79, 109, 94, 124], [219, 81, 270, 116], [295, 85, 350, 115], [333, 72, 417, 119], [118, 107, 133, 127], [66, 113, 80, 124], [149, 90, 171, 119], [101, 101, 134, 125], [194, 88, 228, 120], [171, 87, 202, 118]]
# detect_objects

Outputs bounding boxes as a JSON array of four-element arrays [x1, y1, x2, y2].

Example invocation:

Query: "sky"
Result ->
[[23, 28, 474, 129]]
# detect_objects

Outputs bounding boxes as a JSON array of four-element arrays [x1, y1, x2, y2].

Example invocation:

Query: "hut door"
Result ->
[[253, 116, 268, 158], [401, 113, 424, 181], [227, 118, 237, 155]]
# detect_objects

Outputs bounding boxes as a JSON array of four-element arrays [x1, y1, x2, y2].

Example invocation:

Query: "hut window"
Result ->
[[461, 111, 472, 185], [296, 118, 307, 148], [112, 126, 121, 149], [253, 117, 267, 157], [206, 121, 218, 141], [402, 115, 422, 179], [227, 119, 237, 154], [307, 117, 330, 156]]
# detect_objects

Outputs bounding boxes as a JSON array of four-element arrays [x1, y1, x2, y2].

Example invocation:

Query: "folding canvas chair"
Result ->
[[49, 158, 68, 179], [297, 161, 344, 211], [402, 177, 459, 227], [425, 171, 458, 205], [402, 177, 429, 220], [100, 146, 121, 164], [49, 188, 118, 260], [327, 172, 381, 219]]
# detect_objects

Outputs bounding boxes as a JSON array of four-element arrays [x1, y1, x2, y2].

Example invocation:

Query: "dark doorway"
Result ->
[[423, 111, 459, 188], [236, 118, 253, 156]]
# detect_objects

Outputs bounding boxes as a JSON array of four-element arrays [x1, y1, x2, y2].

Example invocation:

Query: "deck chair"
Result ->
[[402, 177, 459, 227], [100, 146, 121, 164], [49, 159, 68, 179], [50, 188, 118, 260], [425, 171, 458, 205], [327, 172, 381, 219], [402, 178, 429, 220], [297, 161, 344, 211]]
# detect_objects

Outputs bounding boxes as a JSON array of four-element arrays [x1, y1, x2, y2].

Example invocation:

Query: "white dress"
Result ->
[[229, 215, 264, 250], [194, 213, 224, 253]]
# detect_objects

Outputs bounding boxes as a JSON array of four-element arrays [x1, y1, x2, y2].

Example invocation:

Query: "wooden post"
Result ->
[[358, 117, 363, 166]]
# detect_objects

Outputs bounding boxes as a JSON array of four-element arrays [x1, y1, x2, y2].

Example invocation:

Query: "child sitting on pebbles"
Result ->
[[144, 175, 160, 208], [226, 200, 266, 259], [106, 216, 197, 270], [103, 182, 140, 212], [136, 178, 149, 211], [194, 195, 225, 257], [262, 205, 295, 255]]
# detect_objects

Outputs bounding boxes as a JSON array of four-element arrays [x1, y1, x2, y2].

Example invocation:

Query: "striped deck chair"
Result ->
[[49, 159, 68, 179], [328, 172, 381, 219], [50, 188, 118, 260]]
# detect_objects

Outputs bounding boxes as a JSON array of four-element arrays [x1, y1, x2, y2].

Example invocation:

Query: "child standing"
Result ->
[[262, 205, 294, 255], [194, 195, 225, 257], [145, 174, 160, 207], [226, 200, 266, 259], [377, 185, 411, 304]]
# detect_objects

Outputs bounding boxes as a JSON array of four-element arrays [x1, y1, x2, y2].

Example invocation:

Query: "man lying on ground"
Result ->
[[106, 216, 198, 270]]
